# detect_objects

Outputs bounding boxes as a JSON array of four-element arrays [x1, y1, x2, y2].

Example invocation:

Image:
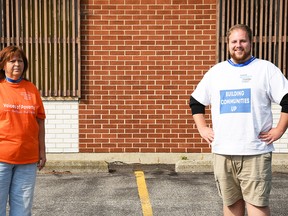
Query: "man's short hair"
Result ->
[[227, 24, 253, 43]]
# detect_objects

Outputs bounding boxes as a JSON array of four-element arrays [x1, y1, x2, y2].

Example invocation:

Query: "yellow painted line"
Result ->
[[134, 171, 153, 216]]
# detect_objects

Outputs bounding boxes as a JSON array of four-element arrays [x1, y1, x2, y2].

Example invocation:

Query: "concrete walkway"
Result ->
[[42, 153, 288, 174]]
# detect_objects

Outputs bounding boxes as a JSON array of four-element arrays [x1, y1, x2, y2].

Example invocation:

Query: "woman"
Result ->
[[0, 46, 46, 216]]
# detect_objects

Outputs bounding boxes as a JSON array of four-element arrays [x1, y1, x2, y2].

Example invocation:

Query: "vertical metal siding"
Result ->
[[0, 0, 81, 98], [217, 0, 288, 77]]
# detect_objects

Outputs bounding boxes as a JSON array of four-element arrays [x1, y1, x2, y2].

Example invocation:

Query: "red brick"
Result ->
[[79, 0, 216, 153]]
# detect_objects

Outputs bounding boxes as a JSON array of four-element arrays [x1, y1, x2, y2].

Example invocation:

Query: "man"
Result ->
[[189, 24, 288, 216]]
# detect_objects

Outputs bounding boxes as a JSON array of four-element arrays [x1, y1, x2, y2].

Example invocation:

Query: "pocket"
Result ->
[[263, 152, 272, 161], [214, 176, 223, 197]]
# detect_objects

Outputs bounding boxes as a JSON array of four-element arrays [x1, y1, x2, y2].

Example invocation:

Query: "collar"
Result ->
[[5, 76, 23, 83], [228, 56, 256, 67]]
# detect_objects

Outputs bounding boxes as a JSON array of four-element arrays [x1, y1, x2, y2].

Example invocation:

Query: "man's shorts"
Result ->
[[213, 153, 272, 207]]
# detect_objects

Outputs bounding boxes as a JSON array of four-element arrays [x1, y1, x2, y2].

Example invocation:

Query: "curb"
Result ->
[[40, 160, 109, 174], [40, 159, 288, 174], [39, 153, 288, 174], [175, 160, 213, 172], [175, 158, 288, 173]]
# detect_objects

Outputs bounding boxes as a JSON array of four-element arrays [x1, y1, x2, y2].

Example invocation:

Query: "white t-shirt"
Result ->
[[192, 58, 288, 155]]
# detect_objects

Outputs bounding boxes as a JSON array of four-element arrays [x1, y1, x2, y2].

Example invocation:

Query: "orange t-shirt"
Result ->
[[0, 79, 46, 164]]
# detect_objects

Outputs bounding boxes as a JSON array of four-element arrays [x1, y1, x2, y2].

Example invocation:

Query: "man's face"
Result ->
[[228, 29, 251, 64]]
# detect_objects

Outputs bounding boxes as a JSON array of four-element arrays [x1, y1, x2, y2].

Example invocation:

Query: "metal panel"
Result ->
[[0, 0, 81, 98], [217, 0, 288, 77]]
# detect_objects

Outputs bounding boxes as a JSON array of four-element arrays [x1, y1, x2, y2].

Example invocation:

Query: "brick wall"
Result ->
[[79, 0, 217, 153], [272, 104, 288, 153], [43, 100, 288, 154], [44, 101, 79, 153]]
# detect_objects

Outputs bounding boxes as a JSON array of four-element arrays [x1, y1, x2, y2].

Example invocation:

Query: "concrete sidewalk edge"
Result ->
[[175, 156, 288, 173], [40, 160, 109, 173], [39, 153, 288, 173]]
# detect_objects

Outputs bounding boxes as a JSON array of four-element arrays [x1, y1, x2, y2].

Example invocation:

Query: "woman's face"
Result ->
[[4, 55, 24, 80]]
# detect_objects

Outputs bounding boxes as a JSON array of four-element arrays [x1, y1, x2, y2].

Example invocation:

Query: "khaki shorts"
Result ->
[[214, 153, 272, 207]]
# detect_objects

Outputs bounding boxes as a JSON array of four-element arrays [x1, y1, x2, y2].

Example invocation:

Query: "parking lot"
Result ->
[[27, 164, 288, 216]]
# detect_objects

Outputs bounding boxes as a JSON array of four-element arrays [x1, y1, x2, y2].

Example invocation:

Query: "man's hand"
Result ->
[[198, 126, 214, 144], [259, 128, 284, 144]]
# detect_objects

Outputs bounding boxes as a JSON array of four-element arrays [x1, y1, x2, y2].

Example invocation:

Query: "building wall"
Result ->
[[71, 0, 288, 154], [43, 101, 288, 154], [44, 101, 79, 153], [79, 0, 217, 153], [272, 104, 288, 153]]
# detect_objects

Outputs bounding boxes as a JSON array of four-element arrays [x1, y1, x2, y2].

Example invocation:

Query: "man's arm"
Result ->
[[259, 93, 288, 144], [192, 113, 214, 144], [259, 112, 288, 144], [190, 96, 214, 144]]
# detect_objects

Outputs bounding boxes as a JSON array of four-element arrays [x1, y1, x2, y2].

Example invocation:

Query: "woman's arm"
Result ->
[[37, 118, 46, 170]]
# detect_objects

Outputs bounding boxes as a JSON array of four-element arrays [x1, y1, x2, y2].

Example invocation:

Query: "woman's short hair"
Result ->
[[0, 46, 28, 79]]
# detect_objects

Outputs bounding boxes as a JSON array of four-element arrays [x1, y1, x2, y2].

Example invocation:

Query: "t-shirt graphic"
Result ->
[[220, 88, 251, 114]]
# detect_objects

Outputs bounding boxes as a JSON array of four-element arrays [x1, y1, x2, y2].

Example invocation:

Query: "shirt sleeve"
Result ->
[[280, 93, 288, 113], [35, 90, 46, 119], [191, 72, 212, 106], [268, 64, 288, 104], [189, 96, 205, 115]]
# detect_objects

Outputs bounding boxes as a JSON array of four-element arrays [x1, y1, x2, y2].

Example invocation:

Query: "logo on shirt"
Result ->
[[20, 92, 32, 100], [3, 103, 35, 114], [240, 74, 252, 83], [220, 88, 251, 114]]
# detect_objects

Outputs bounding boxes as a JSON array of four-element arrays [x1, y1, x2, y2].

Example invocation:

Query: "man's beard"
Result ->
[[229, 49, 251, 64]]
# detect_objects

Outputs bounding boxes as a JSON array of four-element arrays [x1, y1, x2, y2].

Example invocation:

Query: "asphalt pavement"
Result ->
[[7, 164, 288, 216]]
